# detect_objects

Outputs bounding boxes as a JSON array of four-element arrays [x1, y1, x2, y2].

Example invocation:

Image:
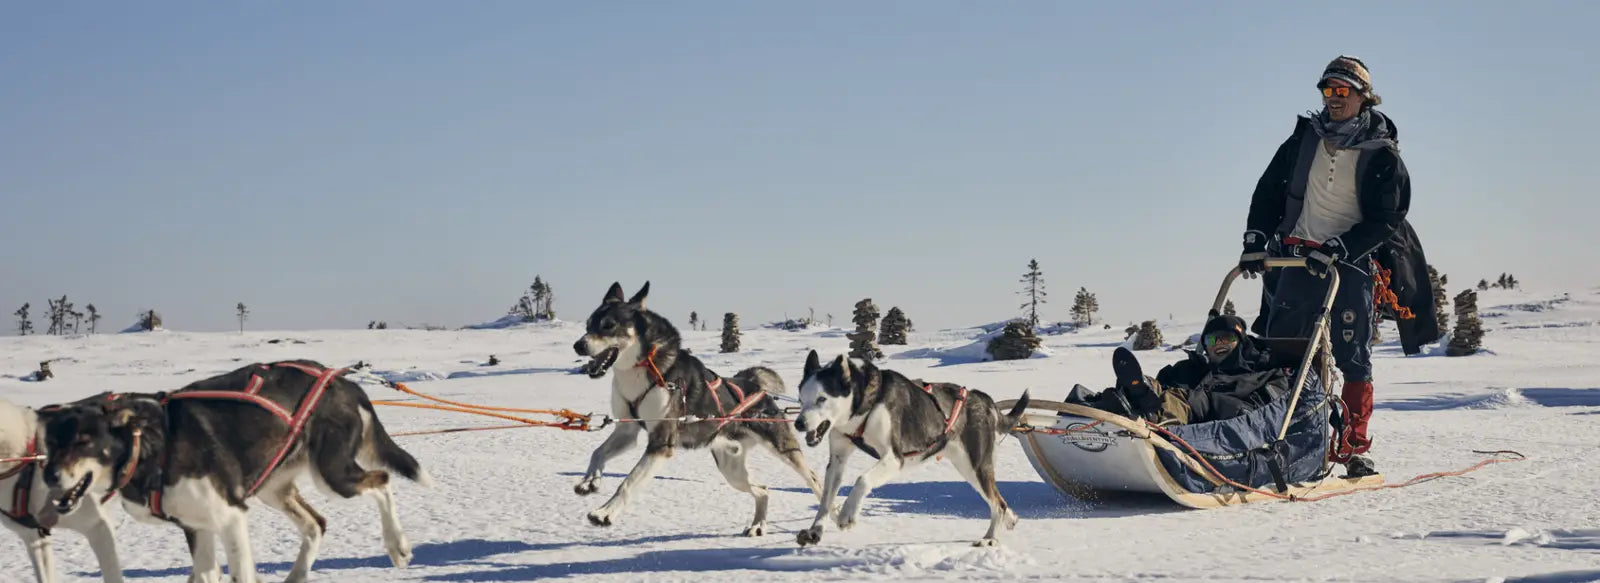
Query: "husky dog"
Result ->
[[792, 350, 1030, 547], [39, 360, 430, 583], [1, 396, 125, 583], [572, 282, 825, 535]]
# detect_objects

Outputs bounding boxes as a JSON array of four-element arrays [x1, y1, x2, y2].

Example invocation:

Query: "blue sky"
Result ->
[[3, 1, 1596, 334]]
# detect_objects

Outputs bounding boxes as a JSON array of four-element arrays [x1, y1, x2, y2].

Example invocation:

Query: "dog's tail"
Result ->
[[997, 390, 1031, 433], [738, 366, 787, 397], [360, 400, 434, 488]]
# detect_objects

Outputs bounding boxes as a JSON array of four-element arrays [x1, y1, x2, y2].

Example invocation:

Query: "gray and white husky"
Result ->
[[0, 396, 124, 583], [792, 350, 1029, 547], [571, 281, 825, 536]]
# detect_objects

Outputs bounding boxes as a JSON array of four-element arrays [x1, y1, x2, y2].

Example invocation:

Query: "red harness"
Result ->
[[2, 437, 42, 532], [847, 384, 968, 460], [145, 362, 346, 519], [626, 347, 767, 429]]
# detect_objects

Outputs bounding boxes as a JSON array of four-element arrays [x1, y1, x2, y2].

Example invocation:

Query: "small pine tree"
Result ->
[[689, 311, 699, 331], [1496, 273, 1509, 289], [880, 306, 910, 345], [69, 309, 83, 335], [1132, 320, 1163, 350], [236, 302, 249, 333], [139, 309, 162, 331], [85, 304, 100, 335], [1477, 279, 1489, 291], [1069, 287, 1099, 326], [1428, 265, 1450, 338], [14, 303, 32, 336], [1223, 299, 1237, 317], [720, 313, 741, 353], [1447, 289, 1485, 356], [1506, 274, 1518, 289], [848, 298, 884, 360], [376, 321, 388, 330], [1018, 259, 1046, 329], [986, 319, 1042, 360]]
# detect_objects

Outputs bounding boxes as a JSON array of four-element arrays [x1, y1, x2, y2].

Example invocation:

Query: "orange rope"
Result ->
[[1373, 263, 1415, 320], [391, 424, 544, 438], [370, 381, 595, 432], [1144, 421, 1524, 502]]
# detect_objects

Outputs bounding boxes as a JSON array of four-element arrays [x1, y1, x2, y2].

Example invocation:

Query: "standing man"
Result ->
[[1237, 56, 1438, 477]]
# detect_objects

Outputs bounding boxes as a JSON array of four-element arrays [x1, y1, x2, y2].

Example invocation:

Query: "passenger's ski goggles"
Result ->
[[1203, 331, 1240, 348]]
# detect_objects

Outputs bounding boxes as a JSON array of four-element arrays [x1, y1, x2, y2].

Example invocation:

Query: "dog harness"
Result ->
[[1, 437, 47, 535], [846, 384, 968, 461], [626, 346, 768, 430], [138, 362, 346, 520]]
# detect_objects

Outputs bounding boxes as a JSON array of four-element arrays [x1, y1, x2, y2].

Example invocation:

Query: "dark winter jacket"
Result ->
[[1245, 113, 1440, 354], [1157, 333, 1287, 410]]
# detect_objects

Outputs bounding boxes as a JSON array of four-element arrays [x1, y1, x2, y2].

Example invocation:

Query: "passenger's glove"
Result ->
[[1301, 237, 1345, 279], [1238, 230, 1268, 279]]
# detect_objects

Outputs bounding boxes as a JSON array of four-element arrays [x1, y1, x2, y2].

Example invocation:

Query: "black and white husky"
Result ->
[[572, 282, 825, 535], [39, 360, 430, 583], [792, 350, 1030, 547], [1, 396, 124, 583]]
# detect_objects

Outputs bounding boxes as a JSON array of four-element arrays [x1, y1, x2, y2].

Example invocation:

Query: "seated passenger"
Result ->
[[1066, 315, 1289, 425]]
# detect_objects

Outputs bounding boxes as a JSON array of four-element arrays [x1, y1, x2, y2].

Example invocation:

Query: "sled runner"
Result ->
[[1004, 258, 1385, 508]]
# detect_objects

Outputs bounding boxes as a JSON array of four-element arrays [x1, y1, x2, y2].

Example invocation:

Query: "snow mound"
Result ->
[[895, 327, 1053, 365], [464, 316, 571, 330]]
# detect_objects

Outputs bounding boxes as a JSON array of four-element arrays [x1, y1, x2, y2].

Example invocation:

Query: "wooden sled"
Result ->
[[1000, 399, 1383, 509], [1000, 257, 1388, 509]]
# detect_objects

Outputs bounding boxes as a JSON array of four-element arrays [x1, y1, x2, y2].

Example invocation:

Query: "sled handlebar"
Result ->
[[1210, 256, 1341, 446]]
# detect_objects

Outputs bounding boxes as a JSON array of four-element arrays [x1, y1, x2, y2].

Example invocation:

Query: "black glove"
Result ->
[[1238, 230, 1268, 279], [1301, 237, 1345, 279]]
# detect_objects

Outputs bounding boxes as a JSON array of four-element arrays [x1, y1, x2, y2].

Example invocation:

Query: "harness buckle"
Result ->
[[585, 414, 614, 432]]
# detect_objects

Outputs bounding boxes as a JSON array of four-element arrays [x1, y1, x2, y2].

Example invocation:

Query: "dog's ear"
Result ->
[[804, 350, 821, 378], [605, 282, 626, 304], [833, 354, 849, 383], [628, 281, 650, 309]]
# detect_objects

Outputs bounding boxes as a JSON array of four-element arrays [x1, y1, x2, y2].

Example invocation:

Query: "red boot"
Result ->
[[1334, 380, 1374, 461]]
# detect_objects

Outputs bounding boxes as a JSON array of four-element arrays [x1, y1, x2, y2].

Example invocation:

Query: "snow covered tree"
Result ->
[[1428, 265, 1450, 338], [14, 303, 31, 336], [1223, 299, 1237, 317], [1496, 273, 1508, 289], [689, 311, 699, 331], [1132, 320, 1163, 351], [138, 309, 162, 331], [237, 302, 250, 333], [986, 319, 1041, 361], [47, 296, 72, 336], [1506, 274, 1519, 290], [1069, 287, 1099, 326], [1476, 279, 1489, 291], [880, 306, 910, 345], [848, 298, 884, 361], [720, 313, 741, 353], [85, 304, 100, 335], [1018, 259, 1046, 330], [1447, 289, 1485, 356], [68, 308, 83, 335]]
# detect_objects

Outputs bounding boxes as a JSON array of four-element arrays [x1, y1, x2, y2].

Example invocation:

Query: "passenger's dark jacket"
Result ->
[[1245, 112, 1440, 354], [1157, 334, 1289, 418]]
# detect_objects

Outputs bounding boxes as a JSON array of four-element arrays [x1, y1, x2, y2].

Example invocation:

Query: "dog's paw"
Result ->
[[796, 525, 823, 547], [574, 479, 600, 496], [742, 523, 766, 537], [586, 508, 616, 527], [1004, 509, 1020, 530], [834, 510, 857, 531], [973, 538, 999, 548], [387, 541, 413, 569]]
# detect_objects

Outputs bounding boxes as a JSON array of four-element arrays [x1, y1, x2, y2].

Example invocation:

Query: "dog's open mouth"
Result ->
[[581, 347, 621, 379], [804, 420, 831, 447], [55, 472, 93, 514]]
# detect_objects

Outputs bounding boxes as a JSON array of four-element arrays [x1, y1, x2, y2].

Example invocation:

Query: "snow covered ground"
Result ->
[[2, 286, 1598, 583]]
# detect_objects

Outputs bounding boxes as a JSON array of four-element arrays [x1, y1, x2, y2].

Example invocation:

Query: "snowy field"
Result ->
[[2, 286, 1598, 583]]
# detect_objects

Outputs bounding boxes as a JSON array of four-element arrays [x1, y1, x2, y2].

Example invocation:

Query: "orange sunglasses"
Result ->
[[1322, 86, 1354, 98]]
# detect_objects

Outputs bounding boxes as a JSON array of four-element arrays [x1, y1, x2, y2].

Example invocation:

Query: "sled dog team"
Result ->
[[3, 281, 1027, 583]]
